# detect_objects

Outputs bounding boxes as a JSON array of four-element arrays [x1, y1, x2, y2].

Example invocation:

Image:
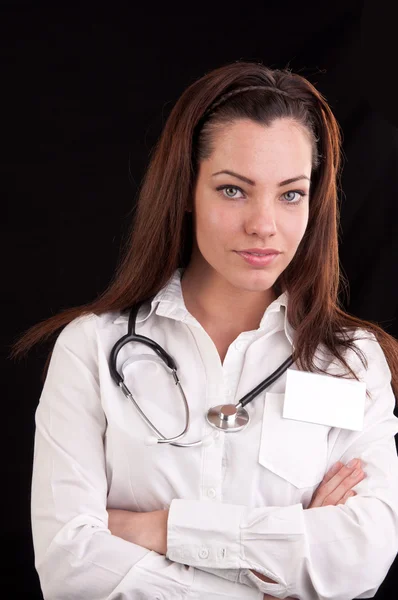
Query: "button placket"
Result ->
[[201, 435, 224, 500], [184, 323, 228, 500], [223, 352, 242, 401]]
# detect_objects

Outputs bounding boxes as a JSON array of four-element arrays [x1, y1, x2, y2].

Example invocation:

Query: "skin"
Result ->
[[107, 455, 366, 594], [106, 507, 281, 584], [181, 117, 312, 339]]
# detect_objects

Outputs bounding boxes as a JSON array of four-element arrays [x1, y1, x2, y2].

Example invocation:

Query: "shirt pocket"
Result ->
[[258, 392, 330, 488]]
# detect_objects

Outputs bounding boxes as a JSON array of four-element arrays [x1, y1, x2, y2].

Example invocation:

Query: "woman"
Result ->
[[13, 61, 398, 599]]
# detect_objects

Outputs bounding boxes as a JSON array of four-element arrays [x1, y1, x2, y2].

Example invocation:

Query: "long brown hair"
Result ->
[[10, 60, 398, 402]]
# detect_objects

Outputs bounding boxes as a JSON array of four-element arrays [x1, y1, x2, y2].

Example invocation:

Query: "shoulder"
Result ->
[[318, 327, 391, 397], [48, 311, 124, 379], [343, 327, 392, 400], [346, 327, 389, 372], [55, 310, 122, 351]]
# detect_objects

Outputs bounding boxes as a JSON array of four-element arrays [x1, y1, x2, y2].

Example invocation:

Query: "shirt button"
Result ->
[[207, 488, 216, 498], [199, 548, 209, 559], [235, 341, 245, 351], [213, 431, 220, 439]]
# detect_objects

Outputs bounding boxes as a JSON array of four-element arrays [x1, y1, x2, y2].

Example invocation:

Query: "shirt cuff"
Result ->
[[166, 499, 244, 569], [166, 498, 305, 596]]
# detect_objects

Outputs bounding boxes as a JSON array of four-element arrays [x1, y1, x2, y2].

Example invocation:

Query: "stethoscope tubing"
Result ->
[[109, 298, 295, 447]]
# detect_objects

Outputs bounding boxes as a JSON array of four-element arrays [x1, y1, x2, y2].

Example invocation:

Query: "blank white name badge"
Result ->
[[283, 368, 366, 431]]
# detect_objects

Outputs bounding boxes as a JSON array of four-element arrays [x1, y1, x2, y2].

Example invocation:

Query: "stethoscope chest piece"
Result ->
[[206, 403, 250, 432]]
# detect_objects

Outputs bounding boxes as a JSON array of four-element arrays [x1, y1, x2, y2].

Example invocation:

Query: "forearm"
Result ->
[[108, 509, 276, 584], [107, 508, 265, 598], [107, 508, 168, 553]]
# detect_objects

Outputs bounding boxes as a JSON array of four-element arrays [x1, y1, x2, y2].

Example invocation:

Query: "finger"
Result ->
[[322, 468, 366, 506], [323, 458, 362, 484], [308, 462, 344, 508], [308, 462, 365, 508], [321, 460, 363, 496], [322, 461, 344, 483], [337, 490, 356, 505]]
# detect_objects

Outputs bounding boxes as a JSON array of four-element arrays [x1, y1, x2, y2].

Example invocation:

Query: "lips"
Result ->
[[236, 251, 280, 266], [243, 251, 277, 256], [236, 248, 281, 255]]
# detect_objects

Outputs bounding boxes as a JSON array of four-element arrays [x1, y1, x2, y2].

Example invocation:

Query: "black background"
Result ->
[[3, 1, 398, 598]]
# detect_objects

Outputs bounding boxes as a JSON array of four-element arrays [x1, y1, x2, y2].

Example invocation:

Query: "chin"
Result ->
[[228, 272, 277, 293]]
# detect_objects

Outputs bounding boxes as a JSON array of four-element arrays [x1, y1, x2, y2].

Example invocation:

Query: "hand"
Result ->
[[249, 572, 294, 599], [258, 459, 366, 599], [262, 596, 294, 600], [307, 458, 366, 508], [108, 461, 364, 600], [107, 508, 169, 555]]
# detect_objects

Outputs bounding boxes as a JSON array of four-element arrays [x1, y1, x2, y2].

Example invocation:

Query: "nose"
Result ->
[[244, 201, 278, 238]]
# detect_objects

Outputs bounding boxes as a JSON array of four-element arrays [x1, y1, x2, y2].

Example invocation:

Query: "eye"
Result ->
[[216, 184, 245, 199], [282, 190, 307, 204]]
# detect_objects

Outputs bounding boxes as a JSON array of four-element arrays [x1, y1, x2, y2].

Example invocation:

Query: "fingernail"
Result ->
[[347, 459, 358, 468]]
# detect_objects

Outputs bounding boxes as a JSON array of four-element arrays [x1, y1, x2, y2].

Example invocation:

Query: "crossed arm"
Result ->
[[107, 457, 367, 595], [34, 320, 398, 599], [107, 507, 279, 587]]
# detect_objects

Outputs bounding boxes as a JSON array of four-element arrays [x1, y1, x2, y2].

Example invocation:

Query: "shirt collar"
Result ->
[[113, 268, 294, 346]]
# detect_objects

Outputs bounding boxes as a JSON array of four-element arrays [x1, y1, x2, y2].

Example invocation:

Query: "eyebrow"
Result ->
[[212, 169, 310, 187]]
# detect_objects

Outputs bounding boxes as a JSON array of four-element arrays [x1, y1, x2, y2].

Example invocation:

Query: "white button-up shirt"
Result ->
[[31, 268, 398, 599]]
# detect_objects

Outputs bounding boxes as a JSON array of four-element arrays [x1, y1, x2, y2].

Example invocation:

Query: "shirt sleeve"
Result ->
[[31, 315, 262, 600], [167, 332, 398, 600]]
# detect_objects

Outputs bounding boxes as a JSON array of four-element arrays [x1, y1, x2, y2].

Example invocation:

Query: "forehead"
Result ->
[[204, 118, 312, 179]]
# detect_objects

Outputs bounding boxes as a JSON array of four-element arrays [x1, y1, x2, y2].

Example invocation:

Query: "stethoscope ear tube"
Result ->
[[127, 298, 178, 371], [109, 333, 134, 386], [109, 297, 177, 384], [110, 299, 194, 445], [238, 354, 295, 408]]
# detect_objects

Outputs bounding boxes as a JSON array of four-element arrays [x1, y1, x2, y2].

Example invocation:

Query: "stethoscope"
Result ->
[[109, 298, 295, 447]]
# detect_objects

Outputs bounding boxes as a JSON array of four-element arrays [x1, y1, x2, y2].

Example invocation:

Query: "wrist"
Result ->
[[107, 508, 142, 545], [150, 509, 169, 555], [107, 508, 169, 555], [250, 570, 278, 584]]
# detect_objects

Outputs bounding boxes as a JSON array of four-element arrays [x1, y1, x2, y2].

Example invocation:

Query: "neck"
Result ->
[[181, 265, 277, 334]]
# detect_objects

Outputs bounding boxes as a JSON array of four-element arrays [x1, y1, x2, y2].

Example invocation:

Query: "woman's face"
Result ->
[[189, 117, 312, 294]]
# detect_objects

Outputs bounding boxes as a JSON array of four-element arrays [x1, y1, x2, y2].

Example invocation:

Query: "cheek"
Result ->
[[283, 209, 309, 245], [197, 203, 237, 236]]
